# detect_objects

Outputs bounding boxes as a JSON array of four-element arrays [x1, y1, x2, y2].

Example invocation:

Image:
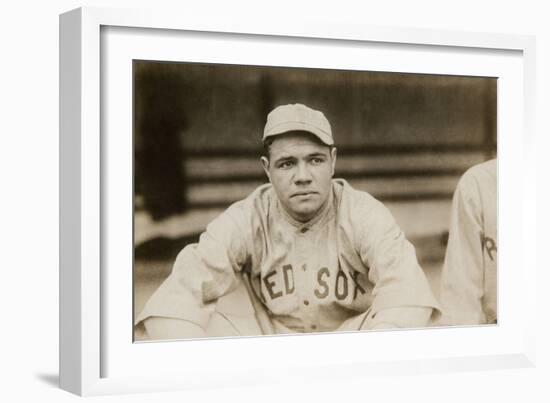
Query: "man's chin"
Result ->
[[291, 206, 320, 222]]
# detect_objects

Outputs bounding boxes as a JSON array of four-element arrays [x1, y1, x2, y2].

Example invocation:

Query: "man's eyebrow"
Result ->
[[307, 152, 328, 158]]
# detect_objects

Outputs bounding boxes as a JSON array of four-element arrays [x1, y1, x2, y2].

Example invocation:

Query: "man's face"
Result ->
[[261, 132, 337, 223]]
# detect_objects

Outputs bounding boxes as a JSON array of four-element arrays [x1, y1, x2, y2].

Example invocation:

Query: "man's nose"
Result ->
[[294, 161, 312, 184]]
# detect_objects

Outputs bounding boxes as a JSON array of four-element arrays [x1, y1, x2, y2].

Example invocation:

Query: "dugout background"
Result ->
[[132, 61, 497, 326]]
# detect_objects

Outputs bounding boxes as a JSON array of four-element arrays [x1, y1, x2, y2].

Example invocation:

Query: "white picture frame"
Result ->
[[59, 6, 537, 396]]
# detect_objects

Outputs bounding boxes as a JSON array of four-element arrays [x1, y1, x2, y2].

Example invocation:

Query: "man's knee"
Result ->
[[205, 312, 242, 337], [205, 275, 265, 337]]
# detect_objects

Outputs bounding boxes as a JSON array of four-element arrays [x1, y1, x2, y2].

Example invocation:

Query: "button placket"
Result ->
[[297, 230, 320, 331], [306, 230, 322, 331], [295, 229, 312, 323]]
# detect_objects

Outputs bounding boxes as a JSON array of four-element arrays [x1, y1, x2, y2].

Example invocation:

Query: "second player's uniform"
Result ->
[[438, 159, 497, 325], [136, 178, 439, 335]]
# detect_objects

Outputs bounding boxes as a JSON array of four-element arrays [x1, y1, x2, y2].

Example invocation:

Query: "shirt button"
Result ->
[[311, 325, 317, 330], [300, 227, 308, 233], [303, 299, 309, 306], [302, 264, 307, 271]]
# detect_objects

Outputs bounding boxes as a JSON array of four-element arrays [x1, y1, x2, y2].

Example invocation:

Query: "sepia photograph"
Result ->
[[132, 60, 497, 342], [54, 3, 542, 398]]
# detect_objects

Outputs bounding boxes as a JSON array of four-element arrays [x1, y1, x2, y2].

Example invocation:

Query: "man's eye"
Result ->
[[278, 161, 294, 169], [311, 158, 324, 164]]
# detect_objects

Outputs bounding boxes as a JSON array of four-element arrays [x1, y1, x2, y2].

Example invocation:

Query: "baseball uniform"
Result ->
[[136, 178, 440, 336], [438, 159, 497, 325]]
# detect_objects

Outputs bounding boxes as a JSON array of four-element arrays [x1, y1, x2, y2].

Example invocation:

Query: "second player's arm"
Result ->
[[438, 174, 485, 325]]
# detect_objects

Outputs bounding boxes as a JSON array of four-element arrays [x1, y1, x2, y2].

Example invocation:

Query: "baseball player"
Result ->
[[136, 104, 440, 340], [438, 158, 497, 325]]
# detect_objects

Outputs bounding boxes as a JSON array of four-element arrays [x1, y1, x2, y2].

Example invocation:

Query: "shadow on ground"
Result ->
[[35, 373, 59, 388]]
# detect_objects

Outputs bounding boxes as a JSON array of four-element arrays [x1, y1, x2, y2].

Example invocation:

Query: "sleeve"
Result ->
[[366, 306, 433, 329], [337, 306, 433, 331], [135, 204, 251, 330], [438, 174, 486, 325], [358, 202, 440, 318]]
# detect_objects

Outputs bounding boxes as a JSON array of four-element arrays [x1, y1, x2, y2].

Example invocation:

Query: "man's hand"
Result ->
[[143, 317, 206, 340], [362, 306, 433, 330]]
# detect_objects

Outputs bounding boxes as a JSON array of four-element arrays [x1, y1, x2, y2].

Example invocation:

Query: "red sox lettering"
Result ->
[[261, 264, 366, 302]]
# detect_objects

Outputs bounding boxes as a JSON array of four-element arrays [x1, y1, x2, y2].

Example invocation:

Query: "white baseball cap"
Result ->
[[263, 103, 334, 146]]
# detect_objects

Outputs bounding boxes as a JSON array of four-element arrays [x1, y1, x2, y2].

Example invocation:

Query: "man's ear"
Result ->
[[261, 156, 271, 181], [330, 147, 337, 177]]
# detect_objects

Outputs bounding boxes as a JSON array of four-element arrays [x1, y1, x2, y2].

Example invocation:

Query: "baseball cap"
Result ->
[[263, 103, 334, 146]]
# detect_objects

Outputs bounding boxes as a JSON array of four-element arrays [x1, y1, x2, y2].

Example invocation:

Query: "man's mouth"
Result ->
[[292, 191, 317, 198]]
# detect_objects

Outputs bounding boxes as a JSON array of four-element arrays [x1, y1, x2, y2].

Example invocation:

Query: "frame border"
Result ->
[[59, 6, 537, 396]]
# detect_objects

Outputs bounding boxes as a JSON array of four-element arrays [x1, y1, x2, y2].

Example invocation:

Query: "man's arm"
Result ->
[[143, 317, 205, 340], [337, 306, 433, 332], [134, 203, 251, 339], [357, 201, 440, 324], [363, 306, 433, 330]]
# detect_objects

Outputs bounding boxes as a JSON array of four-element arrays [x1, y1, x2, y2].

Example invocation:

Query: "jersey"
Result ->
[[438, 159, 497, 325], [136, 179, 440, 334]]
